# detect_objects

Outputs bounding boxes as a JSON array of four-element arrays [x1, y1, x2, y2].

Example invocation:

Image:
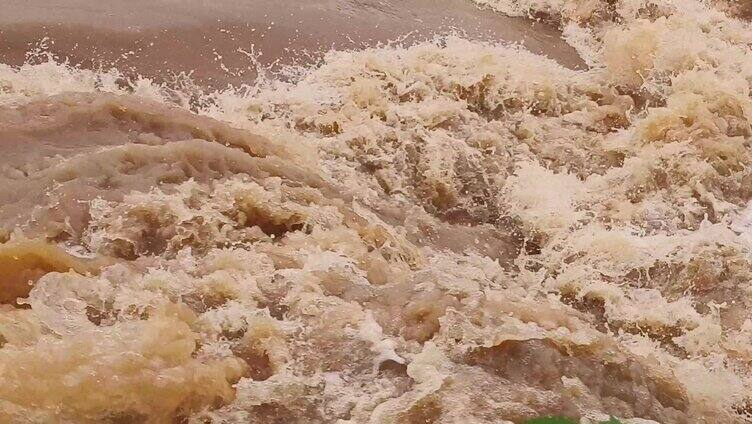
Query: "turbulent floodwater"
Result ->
[[2, 0, 752, 423]]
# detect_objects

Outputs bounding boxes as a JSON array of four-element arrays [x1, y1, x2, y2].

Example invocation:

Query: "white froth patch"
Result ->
[[3, 0, 752, 421]]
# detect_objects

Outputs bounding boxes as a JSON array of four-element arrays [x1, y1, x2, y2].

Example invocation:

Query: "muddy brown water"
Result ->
[[3, 1, 751, 423], [0, 0, 584, 88]]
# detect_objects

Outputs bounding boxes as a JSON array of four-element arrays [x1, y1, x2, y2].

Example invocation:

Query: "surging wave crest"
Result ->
[[2, 0, 752, 422]]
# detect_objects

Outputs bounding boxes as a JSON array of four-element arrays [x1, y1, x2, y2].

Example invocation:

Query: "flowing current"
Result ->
[[1, 0, 752, 423]]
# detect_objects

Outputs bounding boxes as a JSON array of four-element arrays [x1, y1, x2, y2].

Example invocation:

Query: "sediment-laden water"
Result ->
[[1, 0, 752, 423]]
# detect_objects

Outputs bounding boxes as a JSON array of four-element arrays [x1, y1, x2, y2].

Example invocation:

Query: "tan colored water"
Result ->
[[2, 1, 752, 423], [0, 0, 584, 87]]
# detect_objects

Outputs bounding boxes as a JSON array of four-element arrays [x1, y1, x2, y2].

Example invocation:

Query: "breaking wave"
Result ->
[[1, 0, 752, 422]]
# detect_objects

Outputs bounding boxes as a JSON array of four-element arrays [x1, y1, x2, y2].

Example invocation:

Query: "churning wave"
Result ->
[[1, 0, 752, 422]]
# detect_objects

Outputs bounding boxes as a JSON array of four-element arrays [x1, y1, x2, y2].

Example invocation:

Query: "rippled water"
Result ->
[[1, 1, 752, 423]]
